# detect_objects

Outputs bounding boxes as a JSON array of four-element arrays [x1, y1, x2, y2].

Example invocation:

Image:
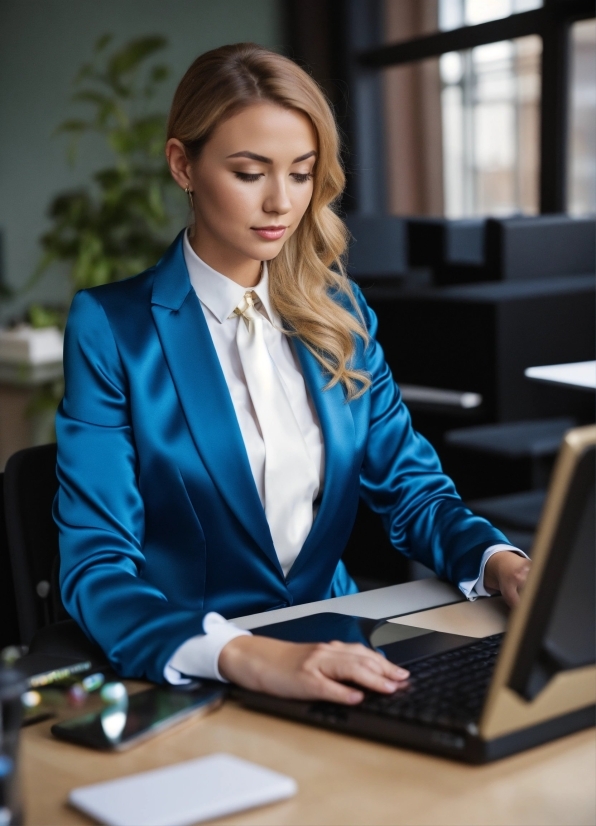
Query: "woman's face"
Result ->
[[166, 102, 317, 283]]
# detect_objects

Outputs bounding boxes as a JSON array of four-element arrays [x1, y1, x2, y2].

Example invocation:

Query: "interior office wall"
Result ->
[[0, 0, 282, 322]]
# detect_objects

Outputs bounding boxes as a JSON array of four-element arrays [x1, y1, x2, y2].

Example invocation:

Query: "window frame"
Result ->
[[356, 0, 595, 213]]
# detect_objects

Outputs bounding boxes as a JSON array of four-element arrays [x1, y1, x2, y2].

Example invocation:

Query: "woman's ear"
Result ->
[[165, 138, 192, 191]]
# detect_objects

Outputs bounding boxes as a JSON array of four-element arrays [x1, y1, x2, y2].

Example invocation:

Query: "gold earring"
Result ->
[[184, 185, 194, 210]]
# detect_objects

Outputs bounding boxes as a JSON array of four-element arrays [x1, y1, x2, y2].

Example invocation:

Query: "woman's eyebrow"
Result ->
[[227, 151, 272, 163], [226, 150, 317, 163], [292, 150, 317, 162]]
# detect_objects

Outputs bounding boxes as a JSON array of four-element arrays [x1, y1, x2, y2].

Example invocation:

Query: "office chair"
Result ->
[[0, 471, 20, 650], [344, 213, 408, 279], [4, 443, 65, 645], [3, 444, 106, 665]]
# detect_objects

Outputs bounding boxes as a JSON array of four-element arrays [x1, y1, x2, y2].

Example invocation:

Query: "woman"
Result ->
[[55, 43, 530, 705]]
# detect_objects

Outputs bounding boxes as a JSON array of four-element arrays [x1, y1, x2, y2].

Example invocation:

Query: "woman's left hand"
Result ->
[[483, 551, 531, 607]]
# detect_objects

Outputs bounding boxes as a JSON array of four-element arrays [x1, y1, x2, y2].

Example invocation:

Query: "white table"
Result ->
[[524, 360, 596, 391]]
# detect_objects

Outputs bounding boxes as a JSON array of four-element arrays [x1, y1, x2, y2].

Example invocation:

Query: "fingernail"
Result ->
[[396, 668, 409, 678], [385, 680, 398, 690], [349, 691, 363, 704]]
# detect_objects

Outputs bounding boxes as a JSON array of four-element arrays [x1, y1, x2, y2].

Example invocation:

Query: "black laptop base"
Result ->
[[236, 612, 596, 764], [234, 690, 595, 764]]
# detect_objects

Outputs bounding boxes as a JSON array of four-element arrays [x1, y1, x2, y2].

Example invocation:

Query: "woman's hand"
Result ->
[[484, 551, 531, 607], [218, 636, 409, 704]]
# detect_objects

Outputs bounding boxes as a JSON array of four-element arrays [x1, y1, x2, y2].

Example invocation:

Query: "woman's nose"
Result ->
[[263, 178, 292, 215]]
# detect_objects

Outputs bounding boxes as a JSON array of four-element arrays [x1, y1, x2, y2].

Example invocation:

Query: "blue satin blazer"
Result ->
[[55, 230, 508, 683]]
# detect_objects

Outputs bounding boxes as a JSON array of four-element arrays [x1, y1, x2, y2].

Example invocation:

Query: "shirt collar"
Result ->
[[183, 230, 278, 325]]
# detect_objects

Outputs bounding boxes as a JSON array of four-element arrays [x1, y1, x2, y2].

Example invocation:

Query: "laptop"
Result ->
[[233, 425, 596, 763]]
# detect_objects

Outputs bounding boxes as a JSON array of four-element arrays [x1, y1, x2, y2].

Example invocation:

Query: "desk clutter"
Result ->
[[0, 656, 296, 826]]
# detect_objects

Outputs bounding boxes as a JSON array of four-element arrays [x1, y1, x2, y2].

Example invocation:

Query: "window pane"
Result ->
[[440, 35, 541, 217], [568, 19, 596, 216], [383, 0, 543, 42], [439, 0, 542, 32]]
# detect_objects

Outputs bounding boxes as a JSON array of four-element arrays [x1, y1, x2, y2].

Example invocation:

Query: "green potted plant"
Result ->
[[31, 32, 176, 311], [22, 33, 178, 438]]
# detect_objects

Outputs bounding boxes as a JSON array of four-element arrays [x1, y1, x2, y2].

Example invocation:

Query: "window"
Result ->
[[439, 0, 542, 217], [360, 0, 595, 215], [441, 36, 541, 217], [568, 19, 596, 215], [439, 0, 543, 32]]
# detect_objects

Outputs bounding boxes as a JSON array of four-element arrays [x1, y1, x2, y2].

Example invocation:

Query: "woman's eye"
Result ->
[[234, 172, 263, 182], [291, 172, 313, 184]]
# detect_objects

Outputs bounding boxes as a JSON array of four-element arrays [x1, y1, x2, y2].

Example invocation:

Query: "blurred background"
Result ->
[[0, 0, 594, 598]]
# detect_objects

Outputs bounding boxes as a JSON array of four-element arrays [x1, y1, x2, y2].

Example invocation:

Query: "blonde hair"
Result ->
[[167, 42, 370, 399]]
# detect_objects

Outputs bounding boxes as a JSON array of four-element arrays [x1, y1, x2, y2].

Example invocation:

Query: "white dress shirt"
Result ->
[[165, 232, 525, 684]]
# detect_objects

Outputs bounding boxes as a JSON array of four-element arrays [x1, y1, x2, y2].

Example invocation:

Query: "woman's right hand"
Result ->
[[218, 635, 409, 704]]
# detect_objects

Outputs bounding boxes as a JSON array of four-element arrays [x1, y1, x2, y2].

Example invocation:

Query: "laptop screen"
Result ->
[[508, 443, 595, 701]]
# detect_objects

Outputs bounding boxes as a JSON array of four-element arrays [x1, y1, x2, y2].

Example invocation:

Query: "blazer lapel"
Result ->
[[150, 234, 280, 573], [287, 338, 357, 581]]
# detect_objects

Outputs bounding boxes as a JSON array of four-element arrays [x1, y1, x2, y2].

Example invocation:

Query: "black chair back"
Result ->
[[0, 472, 20, 650], [3, 444, 67, 645]]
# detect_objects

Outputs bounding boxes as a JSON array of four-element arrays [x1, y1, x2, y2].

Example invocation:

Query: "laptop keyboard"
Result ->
[[359, 633, 504, 732]]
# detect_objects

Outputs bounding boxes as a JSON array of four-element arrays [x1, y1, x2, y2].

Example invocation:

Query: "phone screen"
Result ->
[[51, 683, 225, 751]]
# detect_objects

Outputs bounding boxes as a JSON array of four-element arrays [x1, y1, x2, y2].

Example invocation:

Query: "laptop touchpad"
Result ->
[[369, 622, 432, 648], [371, 620, 478, 666]]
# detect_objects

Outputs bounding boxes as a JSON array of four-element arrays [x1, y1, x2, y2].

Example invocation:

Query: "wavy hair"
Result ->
[[167, 42, 370, 398]]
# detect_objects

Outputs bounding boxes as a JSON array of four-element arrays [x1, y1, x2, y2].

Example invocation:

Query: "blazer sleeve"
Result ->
[[54, 289, 207, 683], [351, 284, 510, 586]]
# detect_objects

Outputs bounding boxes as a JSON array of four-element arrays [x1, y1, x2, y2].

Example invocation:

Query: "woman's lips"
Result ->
[[251, 226, 287, 240]]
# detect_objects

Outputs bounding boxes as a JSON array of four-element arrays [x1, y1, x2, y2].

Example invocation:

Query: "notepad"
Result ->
[[68, 753, 297, 826]]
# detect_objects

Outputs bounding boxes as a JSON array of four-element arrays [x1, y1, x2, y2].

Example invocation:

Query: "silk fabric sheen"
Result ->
[[54, 231, 509, 683]]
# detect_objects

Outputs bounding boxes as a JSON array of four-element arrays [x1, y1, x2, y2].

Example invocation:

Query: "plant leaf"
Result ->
[[28, 303, 65, 329], [150, 64, 170, 83], [54, 119, 89, 135], [74, 62, 95, 85], [107, 36, 166, 81], [94, 33, 113, 53], [72, 90, 113, 107]]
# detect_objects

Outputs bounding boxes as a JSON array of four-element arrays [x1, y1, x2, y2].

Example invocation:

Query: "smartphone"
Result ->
[[51, 683, 225, 751]]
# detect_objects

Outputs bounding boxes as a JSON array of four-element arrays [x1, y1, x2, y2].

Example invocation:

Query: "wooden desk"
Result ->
[[21, 590, 596, 826]]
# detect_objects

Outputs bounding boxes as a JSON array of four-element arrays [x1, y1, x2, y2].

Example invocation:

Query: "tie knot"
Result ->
[[233, 291, 259, 320]]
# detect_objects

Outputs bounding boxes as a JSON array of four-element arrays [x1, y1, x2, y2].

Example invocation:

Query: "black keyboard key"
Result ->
[[360, 633, 504, 731]]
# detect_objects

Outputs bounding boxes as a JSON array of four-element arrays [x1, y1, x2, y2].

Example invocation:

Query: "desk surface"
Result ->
[[525, 360, 596, 390], [22, 583, 596, 826]]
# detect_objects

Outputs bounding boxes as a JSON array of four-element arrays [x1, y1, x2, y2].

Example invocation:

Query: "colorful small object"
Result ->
[[67, 683, 87, 707], [100, 682, 127, 704], [82, 672, 105, 693], [0, 645, 27, 666], [21, 690, 42, 708]]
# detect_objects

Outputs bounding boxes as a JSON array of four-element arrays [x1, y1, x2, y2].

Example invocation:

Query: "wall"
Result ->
[[0, 0, 283, 321]]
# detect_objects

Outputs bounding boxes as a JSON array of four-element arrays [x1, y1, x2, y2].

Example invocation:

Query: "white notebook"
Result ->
[[69, 753, 297, 826]]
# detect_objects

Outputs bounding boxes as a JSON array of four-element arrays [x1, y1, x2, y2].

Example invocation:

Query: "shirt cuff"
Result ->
[[459, 544, 529, 601], [163, 612, 252, 684]]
